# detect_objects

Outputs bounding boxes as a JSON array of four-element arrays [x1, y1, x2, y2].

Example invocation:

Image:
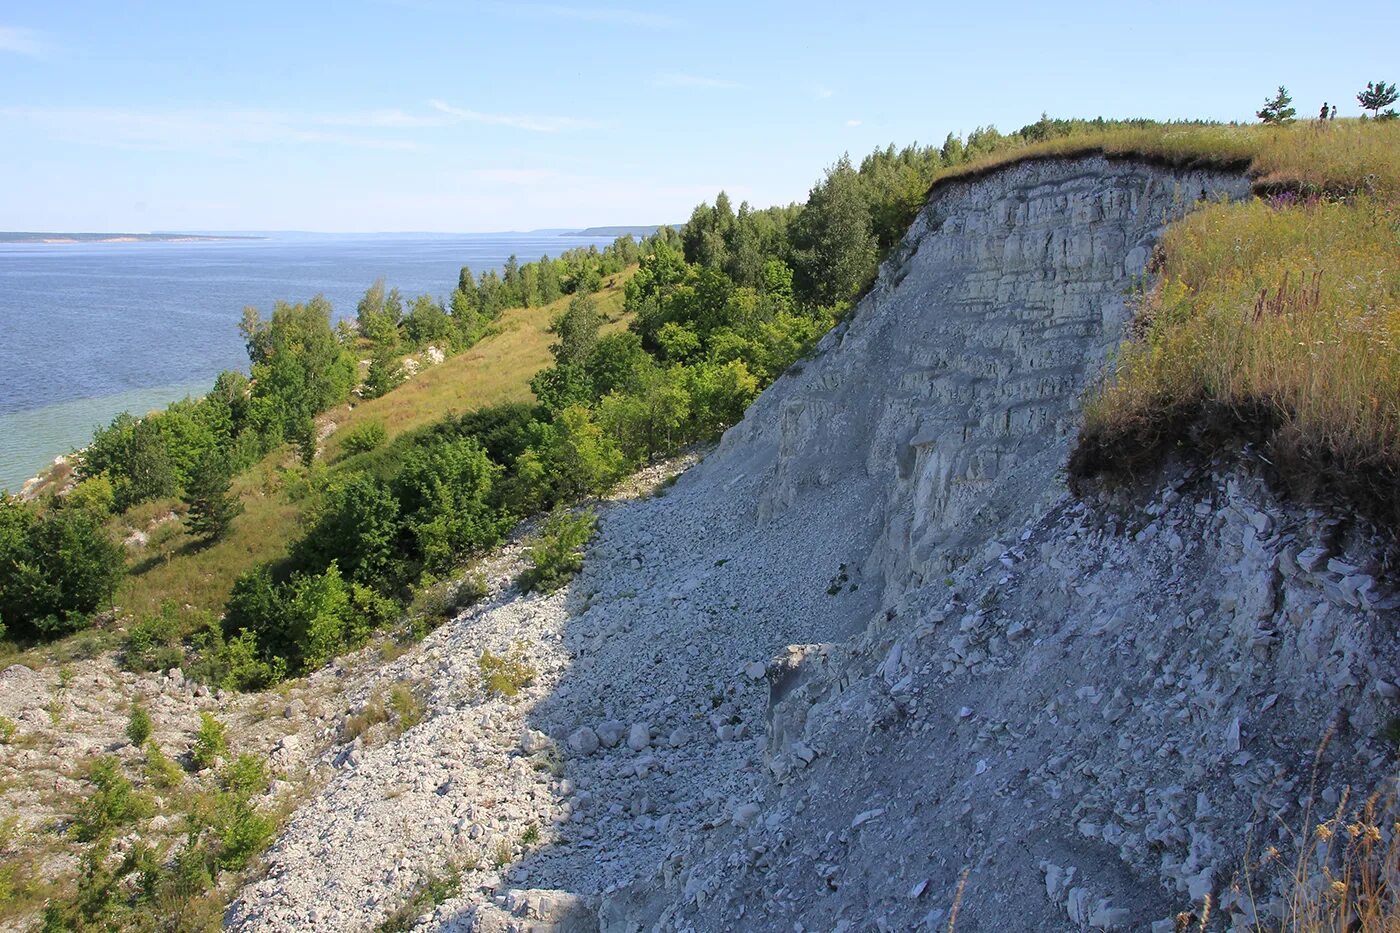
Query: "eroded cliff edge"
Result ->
[[229, 156, 1400, 932]]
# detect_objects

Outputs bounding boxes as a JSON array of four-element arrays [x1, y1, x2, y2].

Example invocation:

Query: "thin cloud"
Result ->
[[652, 72, 742, 90], [0, 106, 423, 153], [0, 25, 50, 57], [315, 109, 455, 129], [845, 119, 863, 127], [812, 85, 835, 100], [497, 4, 681, 28], [428, 100, 603, 133], [468, 168, 562, 185], [0, 101, 604, 154]]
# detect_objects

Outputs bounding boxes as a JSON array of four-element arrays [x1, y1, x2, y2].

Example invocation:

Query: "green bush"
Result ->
[[408, 571, 486, 627], [394, 435, 503, 573], [70, 757, 153, 842], [0, 716, 16, 744], [518, 510, 597, 594], [0, 496, 124, 641], [121, 601, 189, 673], [191, 713, 227, 771], [218, 753, 269, 799], [342, 421, 387, 455], [64, 475, 116, 517], [388, 684, 425, 733], [125, 706, 152, 747], [142, 741, 183, 790], [187, 624, 285, 693], [479, 646, 535, 698]]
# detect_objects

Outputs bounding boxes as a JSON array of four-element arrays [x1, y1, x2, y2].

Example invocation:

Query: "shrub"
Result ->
[[376, 866, 463, 933], [187, 624, 285, 693], [0, 496, 125, 641], [344, 693, 390, 742], [70, 757, 153, 842], [291, 474, 403, 591], [345, 681, 423, 742], [218, 753, 269, 799], [0, 716, 15, 744], [121, 601, 190, 673], [64, 475, 116, 517], [125, 706, 152, 747], [142, 741, 183, 790], [388, 684, 425, 733], [341, 421, 387, 455], [517, 510, 597, 594], [186, 769, 276, 871], [478, 646, 535, 698], [191, 713, 227, 771], [394, 435, 502, 574], [408, 571, 486, 627], [287, 561, 353, 672]]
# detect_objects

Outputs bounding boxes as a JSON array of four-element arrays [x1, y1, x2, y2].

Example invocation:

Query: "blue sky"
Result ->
[[3, 1, 1396, 232]]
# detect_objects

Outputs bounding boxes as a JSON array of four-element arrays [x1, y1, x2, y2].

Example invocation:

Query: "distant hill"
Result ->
[[564, 224, 679, 238]]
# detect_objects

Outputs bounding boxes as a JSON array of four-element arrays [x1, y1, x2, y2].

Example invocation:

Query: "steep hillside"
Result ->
[[214, 154, 1400, 932]]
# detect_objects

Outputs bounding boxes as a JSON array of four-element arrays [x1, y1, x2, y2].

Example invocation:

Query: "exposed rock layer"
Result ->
[[229, 158, 1399, 932]]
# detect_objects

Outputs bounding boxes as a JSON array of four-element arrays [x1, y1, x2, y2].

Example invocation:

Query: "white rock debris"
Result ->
[[224, 157, 1399, 933]]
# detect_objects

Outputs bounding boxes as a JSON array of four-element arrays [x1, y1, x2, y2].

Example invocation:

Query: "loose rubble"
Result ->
[[209, 156, 1398, 932]]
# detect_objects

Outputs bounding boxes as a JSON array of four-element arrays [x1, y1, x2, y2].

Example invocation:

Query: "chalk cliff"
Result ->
[[229, 156, 1399, 932]]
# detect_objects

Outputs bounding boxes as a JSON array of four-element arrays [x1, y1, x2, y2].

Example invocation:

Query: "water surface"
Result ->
[[0, 233, 616, 491]]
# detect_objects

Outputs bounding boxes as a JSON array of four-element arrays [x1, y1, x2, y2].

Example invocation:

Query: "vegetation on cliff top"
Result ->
[[1065, 119, 1400, 538]]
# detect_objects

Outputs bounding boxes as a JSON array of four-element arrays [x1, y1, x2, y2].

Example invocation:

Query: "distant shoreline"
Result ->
[[0, 232, 267, 244]]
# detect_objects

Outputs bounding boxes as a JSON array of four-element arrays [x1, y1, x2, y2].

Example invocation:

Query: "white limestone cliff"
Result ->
[[228, 156, 1400, 933]]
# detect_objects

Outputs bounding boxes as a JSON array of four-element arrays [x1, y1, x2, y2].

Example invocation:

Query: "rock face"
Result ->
[[228, 157, 1400, 932], [715, 156, 1249, 598]]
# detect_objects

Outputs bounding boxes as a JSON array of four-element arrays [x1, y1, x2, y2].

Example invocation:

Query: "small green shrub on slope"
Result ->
[[518, 510, 598, 594]]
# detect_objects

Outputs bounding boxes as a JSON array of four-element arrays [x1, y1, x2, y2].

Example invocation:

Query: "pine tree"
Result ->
[[1357, 80, 1399, 119], [182, 452, 243, 541], [1256, 86, 1296, 125]]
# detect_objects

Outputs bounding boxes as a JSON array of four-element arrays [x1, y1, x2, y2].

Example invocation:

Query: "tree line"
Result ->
[[3, 116, 1194, 663]]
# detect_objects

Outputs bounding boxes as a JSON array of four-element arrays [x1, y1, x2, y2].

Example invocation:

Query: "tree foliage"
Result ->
[[790, 155, 879, 304], [0, 496, 124, 640], [1358, 80, 1399, 119], [182, 451, 243, 542], [1257, 86, 1297, 125]]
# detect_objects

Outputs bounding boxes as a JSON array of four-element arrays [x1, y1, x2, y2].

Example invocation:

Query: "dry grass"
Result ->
[[322, 271, 632, 462], [1072, 192, 1400, 525], [929, 119, 1400, 200], [937, 122, 1400, 534], [113, 272, 633, 620], [1267, 793, 1400, 931], [1224, 763, 1400, 933]]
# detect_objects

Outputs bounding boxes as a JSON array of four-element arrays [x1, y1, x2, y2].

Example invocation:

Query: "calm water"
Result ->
[[0, 233, 617, 491]]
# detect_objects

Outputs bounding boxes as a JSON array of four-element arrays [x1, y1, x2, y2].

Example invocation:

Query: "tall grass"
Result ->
[[1062, 122, 1400, 527], [930, 119, 1400, 199]]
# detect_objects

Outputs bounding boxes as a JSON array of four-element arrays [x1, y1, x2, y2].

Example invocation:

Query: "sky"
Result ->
[[2, 0, 1397, 233]]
